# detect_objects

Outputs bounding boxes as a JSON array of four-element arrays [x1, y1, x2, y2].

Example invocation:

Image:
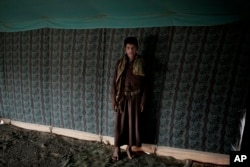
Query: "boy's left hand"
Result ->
[[140, 105, 144, 112]]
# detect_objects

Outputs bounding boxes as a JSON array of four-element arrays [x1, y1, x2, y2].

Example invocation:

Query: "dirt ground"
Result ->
[[0, 124, 228, 167]]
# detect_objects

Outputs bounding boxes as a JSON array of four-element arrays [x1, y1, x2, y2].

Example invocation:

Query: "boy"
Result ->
[[111, 37, 146, 160]]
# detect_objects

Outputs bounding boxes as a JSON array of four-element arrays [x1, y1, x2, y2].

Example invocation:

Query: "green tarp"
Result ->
[[0, 0, 249, 32]]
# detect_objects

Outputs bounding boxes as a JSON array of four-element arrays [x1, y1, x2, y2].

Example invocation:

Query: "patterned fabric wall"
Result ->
[[0, 22, 249, 154]]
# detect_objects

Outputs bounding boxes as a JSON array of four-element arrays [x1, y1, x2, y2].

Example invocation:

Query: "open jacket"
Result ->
[[111, 54, 147, 112]]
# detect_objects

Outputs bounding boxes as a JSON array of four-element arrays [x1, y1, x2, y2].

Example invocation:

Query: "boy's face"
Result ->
[[125, 44, 138, 61]]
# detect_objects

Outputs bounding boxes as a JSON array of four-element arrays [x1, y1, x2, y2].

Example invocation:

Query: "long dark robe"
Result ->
[[112, 55, 146, 147]]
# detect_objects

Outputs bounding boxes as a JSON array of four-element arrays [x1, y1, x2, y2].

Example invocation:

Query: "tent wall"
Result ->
[[0, 21, 249, 154]]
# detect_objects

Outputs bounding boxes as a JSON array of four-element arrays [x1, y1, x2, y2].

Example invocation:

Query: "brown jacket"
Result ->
[[112, 55, 146, 112]]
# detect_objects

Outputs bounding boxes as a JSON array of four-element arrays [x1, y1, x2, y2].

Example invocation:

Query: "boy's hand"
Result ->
[[114, 105, 118, 112], [140, 105, 144, 112]]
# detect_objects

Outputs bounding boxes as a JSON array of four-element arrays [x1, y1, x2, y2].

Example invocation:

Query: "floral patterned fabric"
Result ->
[[0, 22, 249, 154]]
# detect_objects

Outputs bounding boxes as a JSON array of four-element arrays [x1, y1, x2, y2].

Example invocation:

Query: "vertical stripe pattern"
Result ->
[[0, 23, 249, 154]]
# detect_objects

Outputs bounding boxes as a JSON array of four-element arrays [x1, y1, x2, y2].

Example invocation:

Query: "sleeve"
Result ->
[[140, 59, 147, 110], [111, 61, 119, 111]]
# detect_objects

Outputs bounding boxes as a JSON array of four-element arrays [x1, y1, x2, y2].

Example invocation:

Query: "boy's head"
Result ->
[[124, 37, 138, 61], [124, 37, 138, 48]]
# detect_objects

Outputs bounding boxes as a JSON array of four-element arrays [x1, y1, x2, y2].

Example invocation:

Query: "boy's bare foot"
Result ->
[[112, 147, 120, 161], [126, 146, 133, 159]]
